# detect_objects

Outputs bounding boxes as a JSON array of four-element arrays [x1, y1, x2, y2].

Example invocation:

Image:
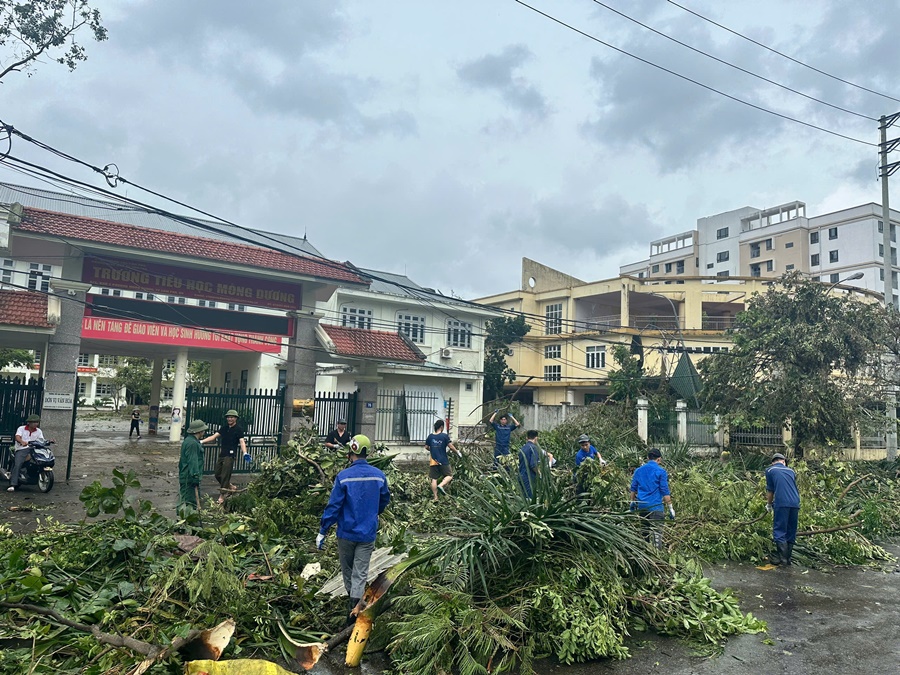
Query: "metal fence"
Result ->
[[375, 389, 450, 443], [730, 423, 784, 447], [0, 376, 43, 436], [313, 391, 358, 437], [686, 410, 718, 446], [184, 386, 286, 475], [648, 408, 677, 443]]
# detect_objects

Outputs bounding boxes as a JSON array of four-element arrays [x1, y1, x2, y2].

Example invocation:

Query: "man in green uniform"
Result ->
[[178, 419, 208, 511]]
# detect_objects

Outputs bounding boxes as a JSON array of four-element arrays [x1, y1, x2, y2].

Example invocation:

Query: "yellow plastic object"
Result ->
[[185, 659, 296, 675]]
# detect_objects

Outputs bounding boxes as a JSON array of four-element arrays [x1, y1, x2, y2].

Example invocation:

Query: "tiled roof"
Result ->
[[0, 290, 52, 329], [15, 208, 367, 285], [321, 325, 424, 363]]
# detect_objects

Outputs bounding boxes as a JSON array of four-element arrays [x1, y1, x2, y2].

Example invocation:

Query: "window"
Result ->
[[465, 382, 473, 392], [447, 320, 473, 348], [765, 238, 774, 250], [100, 288, 110, 295], [545, 303, 563, 335], [199, 299, 216, 308], [749, 243, 760, 259], [893, 248, 898, 266], [1, 259, 14, 286], [812, 276, 820, 282], [95, 382, 115, 396], [239, 369, 249, 390], [785, 242, 794, 248], [638, 272, 644, 278], [397, 313, 426, 343], [829, 250, 839, 263], [167, 296, 175, 303], [880, 243, 885, 257], [879, 220, 883, 232], [278, 369, 287, 388], [224, 372, 232, 389], [545, 344, 561, 359], [716, 271, 730, 277], [766, 260, 774, 272], [676, 260, 685, 274], [77, 353, 91, 366], [895, 272, 899, 290], [341, 306, 373, 330], [32, 350, 41, 365], [706, 263, 714, 269], [543, 365, 561, 382], [880, 269, 884, 281], [177, 297, 186, 305], [810, 231, 819, 244], [830, 273, 840, 283], [664, 263, 672, 273], [716, 251, 729, 262], [716, 227, 729, 239], [163, 387, 174, 399], [829, 227, 838, 240], [786, 264, 795, 271], [135, 292, 154, 300], [77, 381, 87, 396], [651, 264, 659, 273], [811, 254, 820, 266], [227, 303, 246, 311], [750, 264, 761, 278], [695, 257, 699, 268], [585, 345, 605, 369], [27, 263, 52, 292], [98, 355, 119, 367]]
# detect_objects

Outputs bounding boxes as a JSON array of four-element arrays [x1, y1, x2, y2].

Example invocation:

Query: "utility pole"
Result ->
[[878, 114, 900, 461]]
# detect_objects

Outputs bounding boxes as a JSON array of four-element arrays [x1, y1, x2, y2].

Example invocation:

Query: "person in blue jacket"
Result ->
[[765, 452, 801, 566], [518, 430, 541, 498], [488, 410, 520, 466], [316, 434, 391, 623], [574, 433, 606, 493], [629, 448, 674, 549]]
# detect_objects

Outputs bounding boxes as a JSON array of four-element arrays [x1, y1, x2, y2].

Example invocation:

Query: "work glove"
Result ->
[[629, 501, 638, 512], [765, 503, 773, 514], [243, 452, 252, 464], [668, 505, 676, 520], [316, 533, 326, 550]]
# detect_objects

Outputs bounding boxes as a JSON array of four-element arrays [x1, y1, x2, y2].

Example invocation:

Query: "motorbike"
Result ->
[[4, 439, 55, 493]]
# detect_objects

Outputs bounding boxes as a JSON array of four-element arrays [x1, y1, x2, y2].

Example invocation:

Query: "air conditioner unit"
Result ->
[[439, 348, 452, 359]]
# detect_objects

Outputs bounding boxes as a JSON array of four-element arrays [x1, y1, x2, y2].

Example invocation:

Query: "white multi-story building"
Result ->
[[622, 200, 900, 304]]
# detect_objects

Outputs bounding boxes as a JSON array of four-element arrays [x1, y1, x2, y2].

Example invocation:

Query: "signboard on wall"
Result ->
[[44, 392, 75, 409], [82, 256, 302, 310], [81, 317, 284, 353]]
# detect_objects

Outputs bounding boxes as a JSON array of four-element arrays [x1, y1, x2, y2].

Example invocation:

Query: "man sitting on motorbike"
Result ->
[[9, 414, 44, 492]]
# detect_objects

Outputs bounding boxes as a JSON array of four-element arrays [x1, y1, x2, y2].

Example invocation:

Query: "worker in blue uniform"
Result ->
[[765, 452, 801, 566], [317, 434, 391, 624], [518, 430, 541, 498], [488, 410, 520, 466], [629, 448, 674, 549]]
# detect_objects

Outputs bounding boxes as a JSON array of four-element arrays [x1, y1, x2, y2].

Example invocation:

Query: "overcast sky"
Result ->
[[2, 0, 899, 300]]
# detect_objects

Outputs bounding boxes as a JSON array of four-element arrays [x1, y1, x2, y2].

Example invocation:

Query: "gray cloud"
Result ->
[[457, 45, 550, 119]]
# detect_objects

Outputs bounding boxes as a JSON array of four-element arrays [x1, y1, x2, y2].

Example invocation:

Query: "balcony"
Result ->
[[573, 315, 622, 333]]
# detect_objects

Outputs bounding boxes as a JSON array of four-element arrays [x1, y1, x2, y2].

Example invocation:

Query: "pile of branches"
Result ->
[[7, 407, 893, 674]]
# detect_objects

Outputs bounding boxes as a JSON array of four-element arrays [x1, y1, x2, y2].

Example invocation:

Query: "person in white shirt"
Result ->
[[9, 414, 44, 491]]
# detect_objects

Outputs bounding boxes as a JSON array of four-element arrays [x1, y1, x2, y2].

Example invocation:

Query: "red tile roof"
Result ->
[[0, 290, 52, 329], [15, 208, 367, 285], [321, 325, 424, 362]]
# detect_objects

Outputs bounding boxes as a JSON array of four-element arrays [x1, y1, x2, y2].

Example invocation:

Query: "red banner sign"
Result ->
[[82, 256, 301, 310], [81, 317, 284, 353]]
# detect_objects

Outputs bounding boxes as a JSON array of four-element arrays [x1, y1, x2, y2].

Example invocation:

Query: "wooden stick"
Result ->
[[836, 474, 872, 505], [298, 451, 328, 485]]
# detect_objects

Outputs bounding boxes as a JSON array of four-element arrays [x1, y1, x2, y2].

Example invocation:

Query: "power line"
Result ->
[[666, 0, 900, 105], [591, 0, 877, 122], [514, 0, 877, 147]]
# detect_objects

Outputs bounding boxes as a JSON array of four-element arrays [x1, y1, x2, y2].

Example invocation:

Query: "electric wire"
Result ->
[[591, 0, 877, 121], [514, 0, 877, 147], [666, 0, 900, 105]]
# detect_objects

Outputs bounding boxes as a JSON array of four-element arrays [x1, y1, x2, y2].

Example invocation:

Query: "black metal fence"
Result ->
[[0, 376, 43, 436], [375, 389, 450, 443], [648, 408, 677, 443], [730, 423, 783, 447], [313, 391, 358, 437], [686, 410, 718, 446], [184, 386, 286, 475]]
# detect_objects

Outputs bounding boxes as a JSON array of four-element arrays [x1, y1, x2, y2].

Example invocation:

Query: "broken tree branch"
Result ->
[[836, 474, 872, 506]]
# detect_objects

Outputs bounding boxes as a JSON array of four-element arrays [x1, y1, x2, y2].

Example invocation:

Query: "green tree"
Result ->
[[698, 272, 885, 457], [113, 357, 151, 407], [0, 348, 33, 370], [482, 314, 531, 402], [187, 360, 210, 388], [0, 0, 106, 82], [607, 344, 645, 406]]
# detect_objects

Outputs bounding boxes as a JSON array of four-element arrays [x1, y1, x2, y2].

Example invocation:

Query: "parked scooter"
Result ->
[[4, 440, 55, 492]]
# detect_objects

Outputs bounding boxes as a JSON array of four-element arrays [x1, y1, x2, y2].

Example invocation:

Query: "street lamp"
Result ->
[[824, 271, 864, 293]]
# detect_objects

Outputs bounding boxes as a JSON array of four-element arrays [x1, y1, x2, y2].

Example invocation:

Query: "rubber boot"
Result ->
[[775, 541, 790, 566], [785, 542, 794, 566], [346, 597, 361, 626]]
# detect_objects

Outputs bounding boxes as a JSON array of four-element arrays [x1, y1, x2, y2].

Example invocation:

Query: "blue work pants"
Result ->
[[772, 507, 799, 543]]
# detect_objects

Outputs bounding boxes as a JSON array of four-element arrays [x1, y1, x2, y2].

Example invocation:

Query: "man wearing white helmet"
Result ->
[[316, 434, 391, 624]]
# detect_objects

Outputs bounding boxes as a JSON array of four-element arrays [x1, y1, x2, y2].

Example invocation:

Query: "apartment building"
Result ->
[[621, 200, 900, 304]]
